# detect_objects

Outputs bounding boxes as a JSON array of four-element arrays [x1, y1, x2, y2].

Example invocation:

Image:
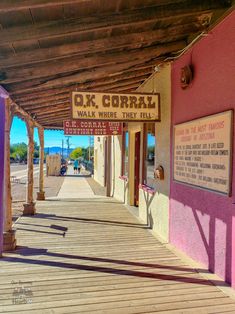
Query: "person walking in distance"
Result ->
[[77, 159, 81, 174], [74, 159, 78, 174]]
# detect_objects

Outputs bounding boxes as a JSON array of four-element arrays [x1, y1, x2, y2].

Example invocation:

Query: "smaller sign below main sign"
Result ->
[[64, 120, 123, 136]]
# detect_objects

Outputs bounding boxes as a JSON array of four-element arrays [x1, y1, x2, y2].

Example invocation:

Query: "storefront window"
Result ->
[[122, 131, 129, 176]]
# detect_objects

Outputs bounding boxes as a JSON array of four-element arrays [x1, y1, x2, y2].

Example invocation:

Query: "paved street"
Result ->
[[10, 164, 64, 221], [10, 164, 41, 182]]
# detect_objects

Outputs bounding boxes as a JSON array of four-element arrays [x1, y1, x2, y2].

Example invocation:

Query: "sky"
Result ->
[[10, 116, 155, 148], [10, 116, 90, 148]]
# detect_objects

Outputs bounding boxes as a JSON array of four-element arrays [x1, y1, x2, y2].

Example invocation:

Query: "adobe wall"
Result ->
[[94, 136, 105, 186], [137, 64, 171, 241]]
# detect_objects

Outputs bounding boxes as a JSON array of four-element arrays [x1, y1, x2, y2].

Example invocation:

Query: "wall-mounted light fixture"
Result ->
[[154, 165, 164, 180], [180, 65, 193, 89]]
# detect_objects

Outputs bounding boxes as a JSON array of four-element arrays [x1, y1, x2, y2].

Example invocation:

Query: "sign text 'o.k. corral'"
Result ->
[[71, 91, 160, 121]]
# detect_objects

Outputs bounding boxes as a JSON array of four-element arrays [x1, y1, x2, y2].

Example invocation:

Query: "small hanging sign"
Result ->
[[64, 120, 123, 136]]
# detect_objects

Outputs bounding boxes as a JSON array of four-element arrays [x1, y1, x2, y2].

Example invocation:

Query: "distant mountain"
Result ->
[[44, 147, 73, 157]]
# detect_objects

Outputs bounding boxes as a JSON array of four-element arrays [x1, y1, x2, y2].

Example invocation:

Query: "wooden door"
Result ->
[[134, 132, 140, 206]]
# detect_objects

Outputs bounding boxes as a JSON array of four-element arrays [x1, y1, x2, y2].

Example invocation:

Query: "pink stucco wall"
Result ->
[[170, 10, 235, 286]]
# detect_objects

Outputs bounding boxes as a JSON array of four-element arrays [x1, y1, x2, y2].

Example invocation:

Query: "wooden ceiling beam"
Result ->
[[37, 115, 70, 124], [38, 112, 70, 119], [1, 41, 185, 84], [0, 0, 192, 13], [24, 100, 69, 111], [37, 111, 70, 119], [10, 101, 42, 128], [12, 67, 154, 100], [44, 126, 63, 130], [13, 87, 72, 103], [0, 21, 208, 68], [0, 3, 229, 44], [22, 95, 69, 109], [19, 70, 152, 108], [32, 107, 69, 116], [0, 1, 92, 12], [6, 61, 156, 96], [109, 83, 143, 92], [5, 59, 156, 95], [97, 75, 148, 92]]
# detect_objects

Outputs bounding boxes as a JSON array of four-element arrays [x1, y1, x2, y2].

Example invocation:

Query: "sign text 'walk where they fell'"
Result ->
[[71, 91, 160, 121]]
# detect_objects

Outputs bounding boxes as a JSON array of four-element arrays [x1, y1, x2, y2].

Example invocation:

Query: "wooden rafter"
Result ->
[[5, 60, 160, 94], [0, 0, 231, 128], [0, 1, 92, 12], [14, 68, 152, 104], [0, 4, 225, 44], [20, 71, 152, 109], [0, 41, 185, 84], [0, 21, 208, 68]]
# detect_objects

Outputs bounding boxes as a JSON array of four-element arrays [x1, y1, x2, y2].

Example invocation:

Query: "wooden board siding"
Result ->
[[1, 197, 235, 313]]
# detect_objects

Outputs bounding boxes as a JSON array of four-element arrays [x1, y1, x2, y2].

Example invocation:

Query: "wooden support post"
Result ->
[[37, 127, 45, 200], [23, 120, 36, 215], [0, 91, 6, 256], [3, 98, 16, 251]]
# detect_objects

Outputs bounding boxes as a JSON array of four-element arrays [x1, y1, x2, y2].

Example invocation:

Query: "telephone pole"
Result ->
[[61, 139, 64, 159], [66, 136, 71, 158], [88, 136, 91, 161]]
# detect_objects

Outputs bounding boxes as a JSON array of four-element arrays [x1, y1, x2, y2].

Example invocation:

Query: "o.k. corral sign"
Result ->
[[71, 91, 160, 121], [64, 120, 123, 136]]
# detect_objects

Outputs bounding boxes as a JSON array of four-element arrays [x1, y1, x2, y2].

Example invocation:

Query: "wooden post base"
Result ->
[[37, 191, 45, 201], [3, 229, 16, 251], [23, 202, 36, 215]]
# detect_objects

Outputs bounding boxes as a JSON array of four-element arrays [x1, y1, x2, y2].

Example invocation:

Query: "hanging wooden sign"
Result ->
[[71, 91, 160, 121], [64, 120, 123, 135]]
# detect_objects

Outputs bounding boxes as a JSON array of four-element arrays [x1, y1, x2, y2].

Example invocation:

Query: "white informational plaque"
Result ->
[[173, 110, 233, 195]]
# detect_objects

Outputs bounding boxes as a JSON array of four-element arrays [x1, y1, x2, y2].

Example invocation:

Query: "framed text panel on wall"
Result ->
[[173, 110, 233, 195]]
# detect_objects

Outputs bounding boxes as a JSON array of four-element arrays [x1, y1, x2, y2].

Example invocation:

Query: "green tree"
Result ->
[[34, 141, 40, 158], [70, 147, 83, 160], [10, 141, 40, 161], [10, 143, 28, 161]]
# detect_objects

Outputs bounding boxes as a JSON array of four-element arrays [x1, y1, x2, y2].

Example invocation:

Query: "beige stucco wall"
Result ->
[[137, 63, 171, 242], [94, 136, 105, 186], [93, 64, 171, 242], [110, 135, 127, 202], [94, 134, 128, 202]]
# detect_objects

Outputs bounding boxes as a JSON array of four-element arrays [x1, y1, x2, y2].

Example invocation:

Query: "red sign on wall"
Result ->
[[64, 120, 123, 135]]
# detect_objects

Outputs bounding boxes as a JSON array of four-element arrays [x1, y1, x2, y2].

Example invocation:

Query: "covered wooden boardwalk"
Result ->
[[1, 193, 235, 313]]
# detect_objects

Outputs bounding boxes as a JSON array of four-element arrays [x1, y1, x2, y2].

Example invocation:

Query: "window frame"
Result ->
[[142, 123, 156, 188], [121, 124, 129, 177]]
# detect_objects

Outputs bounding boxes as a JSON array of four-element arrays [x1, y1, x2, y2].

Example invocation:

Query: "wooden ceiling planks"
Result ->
[[0, 0, 232, 128], [1, 41, 186, 84]]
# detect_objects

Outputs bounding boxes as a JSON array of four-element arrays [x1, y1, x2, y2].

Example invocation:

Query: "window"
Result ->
[[143, 123, 155, 187], [122, 131, 129, 176]]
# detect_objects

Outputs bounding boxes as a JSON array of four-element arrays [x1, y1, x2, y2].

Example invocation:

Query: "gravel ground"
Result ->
[[12, 175, 64, 221]]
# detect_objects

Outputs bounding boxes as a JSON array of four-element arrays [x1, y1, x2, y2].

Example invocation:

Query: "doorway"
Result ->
[[134, 132, 141, 206]]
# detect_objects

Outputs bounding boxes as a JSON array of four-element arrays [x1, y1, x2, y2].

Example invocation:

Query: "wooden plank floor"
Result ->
[[1, 197, 235, 313]]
